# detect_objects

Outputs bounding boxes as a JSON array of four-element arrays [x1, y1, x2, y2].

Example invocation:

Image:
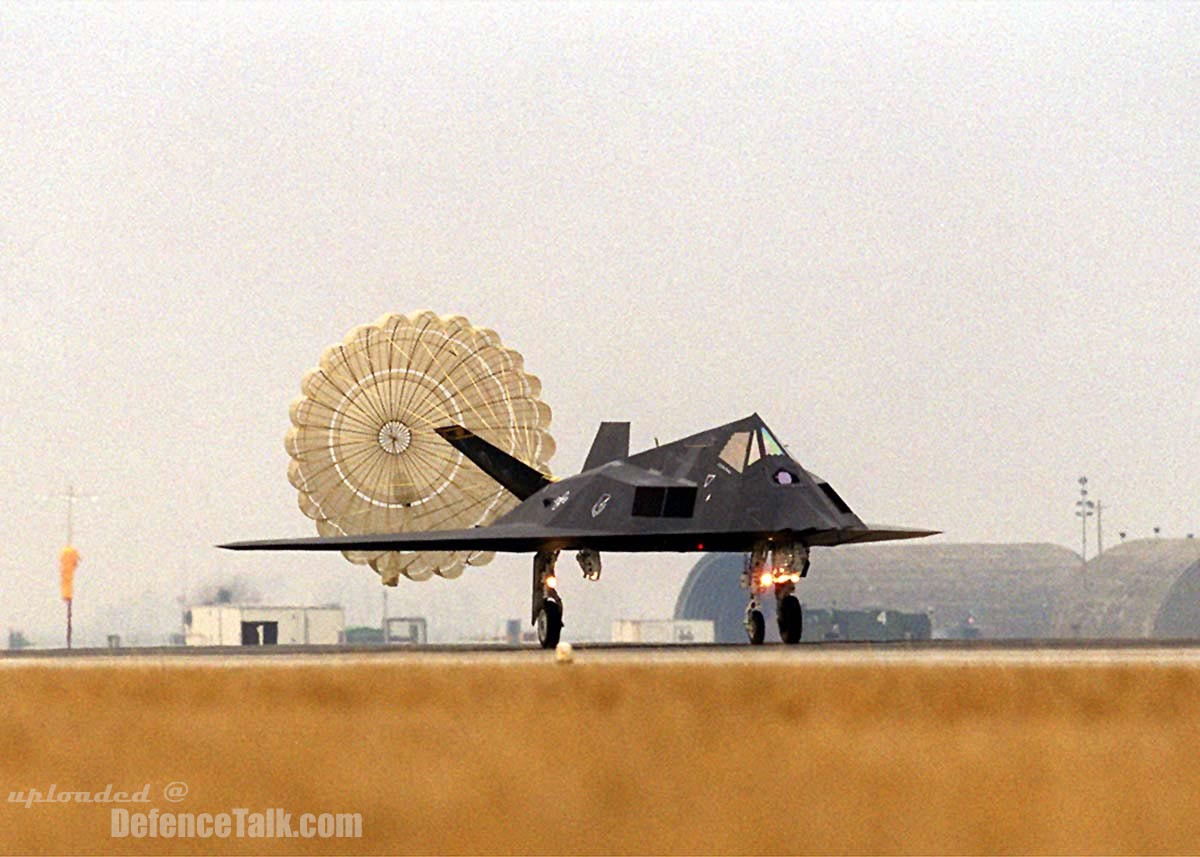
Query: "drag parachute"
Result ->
[[285, 311, 555, 583]]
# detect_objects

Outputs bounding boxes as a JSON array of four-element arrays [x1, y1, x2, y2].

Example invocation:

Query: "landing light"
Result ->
[[759, 572, 772, 588], [545, 575, 558, 590]]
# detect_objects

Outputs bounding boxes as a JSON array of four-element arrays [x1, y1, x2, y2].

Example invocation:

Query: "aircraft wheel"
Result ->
[[746, 609, 766, 645], [778, 595, 803, 645], [537, 599, 563, 649]]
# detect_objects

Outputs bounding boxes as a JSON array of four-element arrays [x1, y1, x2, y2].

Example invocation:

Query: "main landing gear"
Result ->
[[532, 550, 563, 648], [531, 548, 604, 649], [742, 540, 809, 645]]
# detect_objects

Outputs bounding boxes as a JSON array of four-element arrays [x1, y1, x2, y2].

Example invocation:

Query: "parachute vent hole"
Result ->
[[378, 421, 412, 455]]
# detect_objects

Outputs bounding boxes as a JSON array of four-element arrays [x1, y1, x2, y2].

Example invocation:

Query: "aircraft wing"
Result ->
[[221, 525, 578, 554], [807, 525, 942, 547], [220, 523, 939, 554]]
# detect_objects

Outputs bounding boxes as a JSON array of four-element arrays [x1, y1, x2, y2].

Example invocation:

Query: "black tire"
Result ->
[[537, 599, 562, 649], [746, 609, 766, 645], [778, 595, 803, 645]]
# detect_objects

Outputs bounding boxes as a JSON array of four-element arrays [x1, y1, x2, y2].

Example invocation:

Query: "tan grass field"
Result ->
[[3, 651, 1200, 854]]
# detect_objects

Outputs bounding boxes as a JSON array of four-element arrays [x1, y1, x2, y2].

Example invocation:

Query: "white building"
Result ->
[[611, 619, 714, 644], [385, 616, 427, 645], [184, 605, 345, 646]]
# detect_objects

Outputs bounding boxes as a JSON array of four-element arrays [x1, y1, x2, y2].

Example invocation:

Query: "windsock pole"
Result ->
[[60, 545, 79, 651], [56, 486, 90, 651]]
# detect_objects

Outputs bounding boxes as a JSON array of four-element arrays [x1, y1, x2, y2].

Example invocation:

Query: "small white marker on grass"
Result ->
[[555, 641, 574, 663]]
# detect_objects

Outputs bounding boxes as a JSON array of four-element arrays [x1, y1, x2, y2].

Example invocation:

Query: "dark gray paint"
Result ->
[[222, 414, 936, 556]]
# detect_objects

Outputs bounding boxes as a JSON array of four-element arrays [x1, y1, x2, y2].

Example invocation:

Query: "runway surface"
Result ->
[[8, 637, 1200, 666], [4, 639, 1200, 854]]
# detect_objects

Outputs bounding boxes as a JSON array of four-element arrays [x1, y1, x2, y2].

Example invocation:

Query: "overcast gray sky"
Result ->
[[1, 2, 1196, 645]]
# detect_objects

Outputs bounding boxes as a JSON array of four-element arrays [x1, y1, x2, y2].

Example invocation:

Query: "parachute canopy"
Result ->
[[286, 311, 555, 583]]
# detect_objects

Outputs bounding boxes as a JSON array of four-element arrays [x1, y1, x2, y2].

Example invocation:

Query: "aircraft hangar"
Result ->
[[675, 539, 1200, 642], [1053, 539, 1200, 638]]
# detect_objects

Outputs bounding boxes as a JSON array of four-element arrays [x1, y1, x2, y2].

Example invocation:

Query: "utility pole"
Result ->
[[1096, 500, 1103, 556], [1076, 476, 1095, 567], [381, 587, 390, 645]]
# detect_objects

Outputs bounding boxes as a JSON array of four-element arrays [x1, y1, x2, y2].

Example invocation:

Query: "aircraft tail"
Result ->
[[434, 425, 552, 500], [582, 421, 630, 471]]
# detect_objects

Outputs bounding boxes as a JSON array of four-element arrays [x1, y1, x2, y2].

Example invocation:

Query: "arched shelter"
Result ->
[[1053, 538, 1200, 638], [675, 543, 1081, 642]]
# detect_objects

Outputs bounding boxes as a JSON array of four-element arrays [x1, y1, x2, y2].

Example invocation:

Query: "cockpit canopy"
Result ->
[[717, 424, 790, 473]]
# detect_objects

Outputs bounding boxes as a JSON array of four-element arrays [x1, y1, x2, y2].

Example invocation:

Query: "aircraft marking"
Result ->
[[549, 491, 571, 511], [591, 494, 611, 518]]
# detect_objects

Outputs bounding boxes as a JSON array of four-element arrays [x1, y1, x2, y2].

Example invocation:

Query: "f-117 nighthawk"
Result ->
[[223, 414, 936, 647]]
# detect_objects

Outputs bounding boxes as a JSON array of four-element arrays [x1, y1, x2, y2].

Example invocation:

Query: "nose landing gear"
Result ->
[[742, 540, 809, 645]]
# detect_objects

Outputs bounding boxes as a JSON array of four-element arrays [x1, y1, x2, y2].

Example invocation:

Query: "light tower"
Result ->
[[1076, 476, 1095, 567]]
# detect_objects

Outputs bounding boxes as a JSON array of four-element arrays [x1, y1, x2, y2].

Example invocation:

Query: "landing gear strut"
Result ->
[[745, 599, 766, 645], [532, 549, 563, 649], [742, 540, 809, 645]]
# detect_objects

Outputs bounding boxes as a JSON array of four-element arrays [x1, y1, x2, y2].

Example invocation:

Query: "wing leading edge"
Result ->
[[220, 523, 939, 555]]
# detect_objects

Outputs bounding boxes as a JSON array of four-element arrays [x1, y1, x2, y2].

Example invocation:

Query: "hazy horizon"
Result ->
[[2, 2, 1196, 646]]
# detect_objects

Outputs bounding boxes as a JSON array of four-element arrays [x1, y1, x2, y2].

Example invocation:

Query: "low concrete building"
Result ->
[[385, 616, 428, 645], [612, 619, 715, 644], [184, 605, 345, 646]]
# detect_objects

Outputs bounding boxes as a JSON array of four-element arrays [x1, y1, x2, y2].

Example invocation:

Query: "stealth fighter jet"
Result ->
[[222, 414, 937, 646]]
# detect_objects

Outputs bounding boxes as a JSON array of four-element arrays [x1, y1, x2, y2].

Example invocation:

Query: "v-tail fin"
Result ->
[[434, 425, 552, 500], [582, 421, 630, 471]]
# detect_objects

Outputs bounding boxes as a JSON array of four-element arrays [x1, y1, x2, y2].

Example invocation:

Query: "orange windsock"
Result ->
[[60, 546, 80, 602]]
